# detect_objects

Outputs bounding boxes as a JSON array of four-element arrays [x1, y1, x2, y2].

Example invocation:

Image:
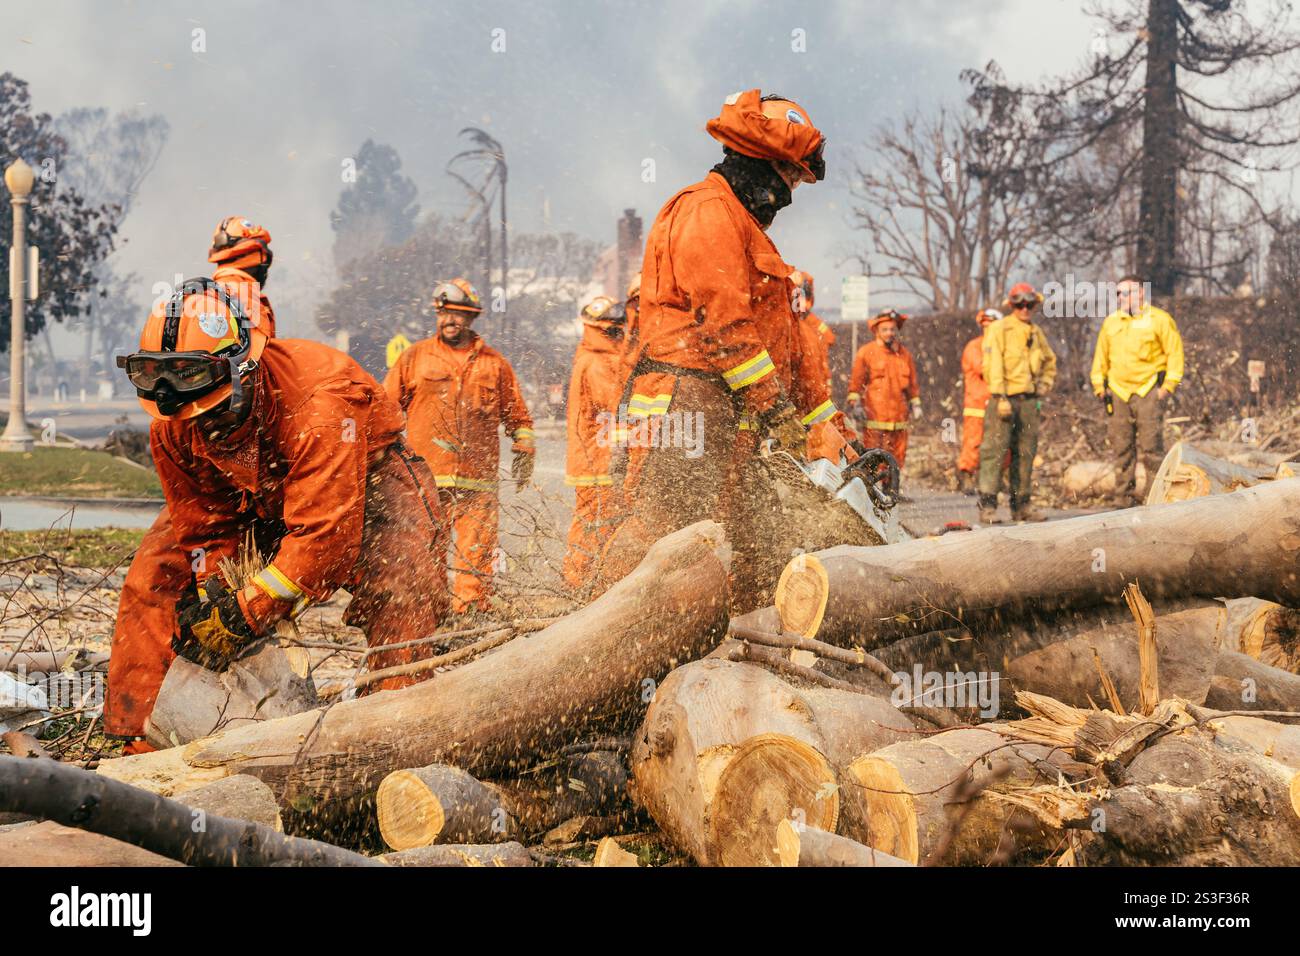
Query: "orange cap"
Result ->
[[707, 89, 825, 183], [208, 216, 272, 271], [868, 308, 908, 331], [432, 277, 484, 315], [1002, 282, 1043, 310]]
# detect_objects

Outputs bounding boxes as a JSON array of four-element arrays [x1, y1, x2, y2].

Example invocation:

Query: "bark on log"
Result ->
[[775, 820, 913, 867], [98, 521, 731, 817], [380, 842, 533, 867], [0, 756, 380, 867], [145, 640, 319, 749], [177, 774, 283, 830], [1145, 440, 1273, 505], [629, 657, 914, 866], [1075, 735, 1300, 866], [1203, 650, 1300, 712], [1199, 713, 1300, 770], [844, 728, 1068, 865], [0, 821, 182, 867], [774, 479, 1300, 648]]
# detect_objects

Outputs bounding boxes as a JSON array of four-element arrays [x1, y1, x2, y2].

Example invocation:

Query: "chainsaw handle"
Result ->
[[844, 444, 900, 510]]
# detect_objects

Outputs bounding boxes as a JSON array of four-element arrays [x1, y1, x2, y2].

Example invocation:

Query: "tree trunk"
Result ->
[[773, 479, 1300, 647], [1204, 650, 1300, 712], [629, 657, 914, 866], [98, 521, 731, 818], [377, 765, 511, 849], [380, 842, 534, 867], [844, 728, 1068, 865], [1198, 712, 1300, 770], [0, 821, 182, 867], [1145, 441, 1273, 505], [0, 756, 379, 867], [145, 641, 319, 749], [775, 820, 913, 867], [1136, 0, 1180, 295]]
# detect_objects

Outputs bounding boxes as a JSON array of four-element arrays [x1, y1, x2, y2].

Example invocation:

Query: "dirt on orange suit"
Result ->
[[563, 321, 623, 587], [150, 338, 450, 693], [848, 340, 919, 468], [959, 333, 990, 474], [384, 332, 534, 612]]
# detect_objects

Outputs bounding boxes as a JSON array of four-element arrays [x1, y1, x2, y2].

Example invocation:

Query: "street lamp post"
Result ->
[[1, 159, 35, 452]]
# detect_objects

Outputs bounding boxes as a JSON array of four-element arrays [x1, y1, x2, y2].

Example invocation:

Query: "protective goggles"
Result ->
[[1009, 295, 1038, 308], [876, 309, 907, 322], [117, 351, 233, 398], [804, 138, 826, 182]]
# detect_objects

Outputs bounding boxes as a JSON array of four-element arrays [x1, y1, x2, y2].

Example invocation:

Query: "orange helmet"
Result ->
[[707, 89, 826, 183], [869, 308, 909, 331], [1003, 282, 1043, 311], [625, 271, 641, 303], [432, 278, 484, 315], [208, 216, 273, 272], [581, 295, 627, 328], [977, 307, 1002, 326], [118, 277, 268, 421]]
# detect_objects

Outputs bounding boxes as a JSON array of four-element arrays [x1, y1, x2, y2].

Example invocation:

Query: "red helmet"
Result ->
[[432, 278, 484, 315], [707, 89, 826, 183], [118, 277, 267, 421], [581, 295, 626, 327], [208, 216, 272, 272], [790, 270, 815, 313], [869, 308, 908, 331], [1003, 282, 1043, 310]]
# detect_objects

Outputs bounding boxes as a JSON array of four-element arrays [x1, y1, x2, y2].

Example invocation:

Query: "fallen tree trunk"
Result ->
[[1195, 712, 1300, 770], [844, 728, 1069, 865], [773, 479, 1300, 647], [146, 641, 318, 749], [380, 842, 533, 867], [1204, 650, 1300, 712], [0, 756, 379, 867], [775, 820, 913, 867], [0, 821, 182, 867], [377, 764, 511, 849], [629, 657, 914, 866], [99, 521, 731, 818], [1145, 440, 1273, 505]]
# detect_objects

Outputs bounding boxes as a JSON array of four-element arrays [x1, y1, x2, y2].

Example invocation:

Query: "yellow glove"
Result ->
[[996, 397, 1013, 421]]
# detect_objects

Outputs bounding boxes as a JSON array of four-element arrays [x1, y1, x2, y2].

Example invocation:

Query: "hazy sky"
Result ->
[[4, 0, 1095, 342]]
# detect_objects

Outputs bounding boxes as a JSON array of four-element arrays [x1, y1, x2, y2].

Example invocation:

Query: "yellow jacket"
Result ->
[[1090, 305, 1184, 401], [982, 315, 1057, 397]]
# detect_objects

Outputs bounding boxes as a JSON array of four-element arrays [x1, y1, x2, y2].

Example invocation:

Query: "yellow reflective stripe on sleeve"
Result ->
[[513, 428, 535, 442], [846, 392, 861, 402], [963, 408, 985, 419], [627, 393, 672, 417], [801, 400, 836, 426], [252, 564, 303, 602], [722, 350, 775, 390], [865, 420, 908, 431], [737, 413, 760, 431], [565, 475, 614, 487]]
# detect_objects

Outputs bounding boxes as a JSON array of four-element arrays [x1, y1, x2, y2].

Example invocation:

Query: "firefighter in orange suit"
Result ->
[[848, 308, 920, 471], [384, 279, 535, 616], [109, 278, 449, 745], [562, 295, 627, 588], [957, 308, 1000, 493], [104, 217, 277, 753], [600, 89, 826, 587]]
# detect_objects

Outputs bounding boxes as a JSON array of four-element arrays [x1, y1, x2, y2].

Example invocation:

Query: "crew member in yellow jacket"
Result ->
[[1090, 275, 1184, 507]]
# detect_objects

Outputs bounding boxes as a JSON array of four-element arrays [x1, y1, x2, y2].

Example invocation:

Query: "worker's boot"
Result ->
[[1012, 500, 1048, 523], [977, 495, 999, 525], [957, 471, 976, 496]]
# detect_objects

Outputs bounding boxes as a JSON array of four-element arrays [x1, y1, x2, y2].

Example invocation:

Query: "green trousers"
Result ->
[[978, 394, 1040, 509]]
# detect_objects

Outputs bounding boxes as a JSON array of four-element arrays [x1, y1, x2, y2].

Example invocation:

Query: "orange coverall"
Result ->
[[384, 333, 534, 614], [959, 333, 990, 474], [848, 341, 919, 469], [563, 322, 623, 587], [105, 270, 278, 740]]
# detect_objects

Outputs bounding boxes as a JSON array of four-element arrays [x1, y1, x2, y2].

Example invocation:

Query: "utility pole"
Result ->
[[1, 159, 36, 452]]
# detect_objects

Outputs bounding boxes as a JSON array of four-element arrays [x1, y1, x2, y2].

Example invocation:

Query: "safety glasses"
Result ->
[[116, 351, 232, 397], [805, 138, 826, 182], [1009, 296, 1038, 309]]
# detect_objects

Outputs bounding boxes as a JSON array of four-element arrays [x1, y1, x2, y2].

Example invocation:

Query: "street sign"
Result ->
[[386, 333, 412, 368], [841, 276, 871, 321]]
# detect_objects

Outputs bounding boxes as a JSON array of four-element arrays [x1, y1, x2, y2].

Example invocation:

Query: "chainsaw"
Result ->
[[760, 441, 906, 545]]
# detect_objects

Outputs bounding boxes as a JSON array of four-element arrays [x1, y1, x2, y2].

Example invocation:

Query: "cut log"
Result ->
[[1074, 735, 1300, 866], [1221, 598, 1300, 674], [1145, 440, 1273, 504], [774, 479, 1300, 648], [145, 640, 320, 749], [1061, 460, 1132, 497], [176, 774, 283, 830], [1198, 713, 1300, 770], [845, 728, 1068, 865], [775, 820, 913, 867], [380, 842, 533, 867], [1204, 650, 1300, 712], [629, 657, 914, 866], [98, 521, 731, 818], [0, 756, 380, 867], [592, 836, 640, 867], [0, 821, 182, 867], [377, 765, 512, 850]]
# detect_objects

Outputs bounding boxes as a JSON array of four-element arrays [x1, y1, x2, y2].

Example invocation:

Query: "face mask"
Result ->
[[712, 150, 793, 228]]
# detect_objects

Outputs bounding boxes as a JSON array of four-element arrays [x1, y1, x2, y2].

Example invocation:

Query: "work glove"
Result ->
[[173, 576, 259, 671], [762, 402, 807, 453], [996, 396, 1013, 421], [910, 402, 923, 422], [511, 450, 535, 491]]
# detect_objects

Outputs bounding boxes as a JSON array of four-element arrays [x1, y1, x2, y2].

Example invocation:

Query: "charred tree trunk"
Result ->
[[1137, 0, 1180, 295]]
